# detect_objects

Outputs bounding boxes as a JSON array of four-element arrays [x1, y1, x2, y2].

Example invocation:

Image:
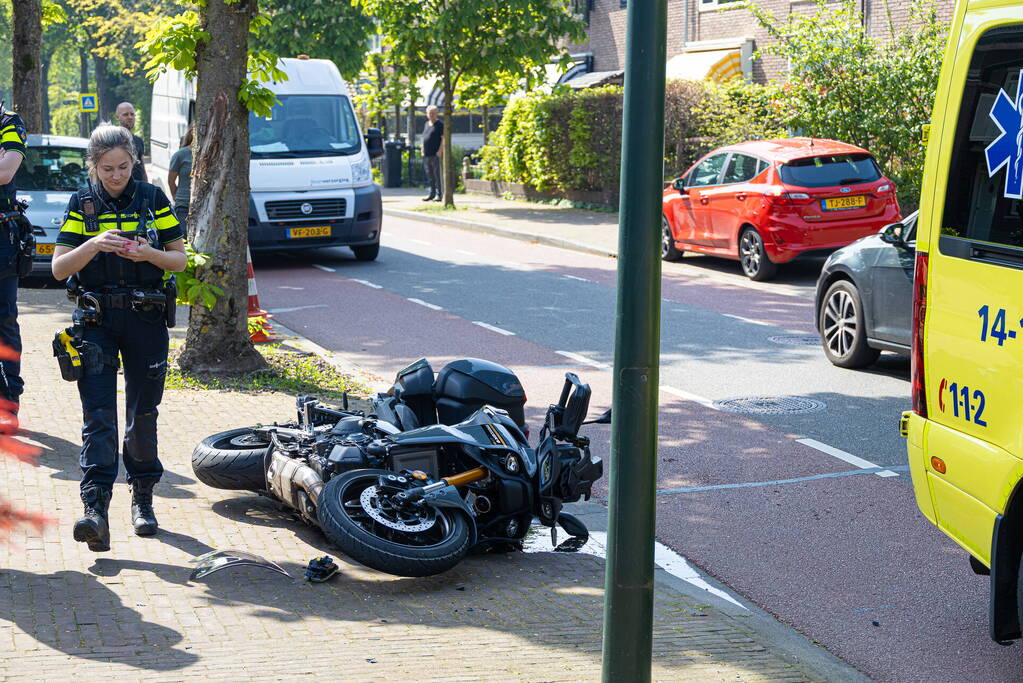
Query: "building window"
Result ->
[[620, 0, 627, 8], [699, 0, 744, 10], [572, 0, 593, 24]]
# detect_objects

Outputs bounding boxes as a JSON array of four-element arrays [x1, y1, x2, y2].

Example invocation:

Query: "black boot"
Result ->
[[73, 487, 111, 552], [130, 479, 159, 536]]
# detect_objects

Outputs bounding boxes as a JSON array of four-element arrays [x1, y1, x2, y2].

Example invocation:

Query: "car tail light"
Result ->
[[775, 191, 813, 204], [911, 252, 928, 417]]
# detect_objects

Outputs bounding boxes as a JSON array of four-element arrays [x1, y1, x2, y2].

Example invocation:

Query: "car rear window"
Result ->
[[778, 154, 881, 188], [14, 145, 88, 191]]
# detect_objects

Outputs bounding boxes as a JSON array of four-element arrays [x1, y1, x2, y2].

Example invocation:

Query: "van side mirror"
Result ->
[[879, 222, 905, 246], [365, 128, 384, 160]]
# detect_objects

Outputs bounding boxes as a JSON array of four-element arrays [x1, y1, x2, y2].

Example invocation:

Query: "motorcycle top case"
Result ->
[[391, 358, 437, 426], [434, 358, 526, 430]]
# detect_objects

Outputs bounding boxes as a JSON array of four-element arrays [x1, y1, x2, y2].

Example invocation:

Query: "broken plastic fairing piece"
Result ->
[[188, 549, 292, 580]]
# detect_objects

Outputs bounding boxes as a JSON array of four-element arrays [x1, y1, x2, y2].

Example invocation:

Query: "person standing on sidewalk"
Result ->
[[51, 125, 186, 552], [114, 102, 148, 183], [422, 105, 443, 202], [0, 106, 27, 411], [167, 126, 193, 239]]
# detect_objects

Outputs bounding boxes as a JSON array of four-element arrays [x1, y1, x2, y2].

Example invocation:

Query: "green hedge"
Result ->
[[481, 82, 716, 195]]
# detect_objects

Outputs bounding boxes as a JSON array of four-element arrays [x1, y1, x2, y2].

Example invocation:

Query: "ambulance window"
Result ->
[[941, 25, 1023, 260]]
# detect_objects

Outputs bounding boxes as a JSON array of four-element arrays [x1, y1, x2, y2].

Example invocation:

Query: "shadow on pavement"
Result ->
[[0, 569, 199, 671]]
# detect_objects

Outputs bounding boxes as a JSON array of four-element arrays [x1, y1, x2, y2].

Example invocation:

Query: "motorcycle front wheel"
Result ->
[[318, 469, 472, 577]]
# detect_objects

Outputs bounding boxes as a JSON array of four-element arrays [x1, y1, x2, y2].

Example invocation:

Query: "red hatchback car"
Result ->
[[661, 138, 901, 280]]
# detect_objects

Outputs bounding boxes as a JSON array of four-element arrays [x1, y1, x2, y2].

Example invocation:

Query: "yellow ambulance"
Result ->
[[902, 0, 1023, 642]]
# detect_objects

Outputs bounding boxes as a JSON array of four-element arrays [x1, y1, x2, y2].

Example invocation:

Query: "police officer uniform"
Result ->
[[0, 109, 28, 405], [56, 177, 182, 551]]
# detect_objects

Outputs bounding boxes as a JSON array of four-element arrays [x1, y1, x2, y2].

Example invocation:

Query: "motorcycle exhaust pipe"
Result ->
[[473, 495, 492, 514], [267, 451, 324, 524]]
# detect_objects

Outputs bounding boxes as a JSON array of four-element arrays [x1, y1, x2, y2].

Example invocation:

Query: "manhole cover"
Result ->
[[768, 335, 822, 346], [713, 396, 826, 414]]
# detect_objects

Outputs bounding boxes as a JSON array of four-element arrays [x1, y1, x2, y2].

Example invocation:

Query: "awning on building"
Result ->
[[665, 48, 741, 82]]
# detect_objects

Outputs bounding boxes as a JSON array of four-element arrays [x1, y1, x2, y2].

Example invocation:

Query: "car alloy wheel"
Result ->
[[823, 288, 857, 358], [738, 228, 776, 281], [661, 216, 682, 261], [819, 280, 880, 368]]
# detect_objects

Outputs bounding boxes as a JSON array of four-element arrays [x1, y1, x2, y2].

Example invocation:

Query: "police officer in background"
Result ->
[[0, 105, 28, 410], [52, 124, 185, 552]]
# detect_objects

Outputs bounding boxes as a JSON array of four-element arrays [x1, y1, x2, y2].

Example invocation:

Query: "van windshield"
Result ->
[[249, 95, 361, 158], [779, 154, 881, 188]]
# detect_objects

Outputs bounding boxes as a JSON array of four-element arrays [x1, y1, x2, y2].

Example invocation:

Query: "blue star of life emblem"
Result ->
[[985, 69, 1023, 200]]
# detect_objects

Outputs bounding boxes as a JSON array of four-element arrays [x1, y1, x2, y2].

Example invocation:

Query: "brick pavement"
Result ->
[[1, 286, 838, 682]]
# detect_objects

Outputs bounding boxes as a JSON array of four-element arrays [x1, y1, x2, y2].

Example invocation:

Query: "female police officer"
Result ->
[[52, 125, 186, 551]]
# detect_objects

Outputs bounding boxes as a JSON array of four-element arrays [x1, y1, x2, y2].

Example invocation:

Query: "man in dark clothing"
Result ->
[[422, 105, 443, 202], [115, 102, 148, 183], [0, 107, 26, 408]]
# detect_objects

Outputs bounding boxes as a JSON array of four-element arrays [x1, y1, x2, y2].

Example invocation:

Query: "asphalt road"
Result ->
[[254, 215, 1021, 682]]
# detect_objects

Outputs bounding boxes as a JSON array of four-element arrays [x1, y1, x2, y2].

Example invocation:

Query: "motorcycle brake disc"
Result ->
[[360, 485, 437, 533]]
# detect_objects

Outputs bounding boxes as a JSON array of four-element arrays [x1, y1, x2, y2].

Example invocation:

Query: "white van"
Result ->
[[150, 57, 384, 261]]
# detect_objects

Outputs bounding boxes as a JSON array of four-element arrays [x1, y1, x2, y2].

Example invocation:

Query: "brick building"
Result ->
[[572, 0, 955, 84]]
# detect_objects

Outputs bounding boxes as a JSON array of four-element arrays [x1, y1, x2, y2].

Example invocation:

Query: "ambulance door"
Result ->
[[923, 19, 1023, 558]]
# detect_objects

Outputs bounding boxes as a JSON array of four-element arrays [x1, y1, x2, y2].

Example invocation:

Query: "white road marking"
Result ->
[[722, 313, 773, 327], [408, 298, 443, 311], [660, 385, 717, 409], [312, 264, 335, 273], [582, 532, 746, 609], [473, 321, 515, 336], [407, 238, 431, 246], [562, 274, 590, 282], [796, 438, 899, 477], [266, 304, 328, 314], [555, 350, 611, 370], [455, 249, 475, 256], [352, 279, 383, 289]]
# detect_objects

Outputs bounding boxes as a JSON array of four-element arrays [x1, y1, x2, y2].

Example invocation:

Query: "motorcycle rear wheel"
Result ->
[[318, 469, 471, 577], [191, 428, 270, 491]]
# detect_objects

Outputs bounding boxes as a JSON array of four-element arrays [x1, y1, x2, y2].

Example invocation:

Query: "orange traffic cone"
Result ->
[[246, 246, 276, 343]]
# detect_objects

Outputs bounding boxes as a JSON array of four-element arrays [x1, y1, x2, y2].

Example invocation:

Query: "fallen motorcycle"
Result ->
[[191, 358, 606, 577]]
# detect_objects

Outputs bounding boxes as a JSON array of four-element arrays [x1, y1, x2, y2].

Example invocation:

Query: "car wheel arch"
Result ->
[[815, 270, 858, 330]]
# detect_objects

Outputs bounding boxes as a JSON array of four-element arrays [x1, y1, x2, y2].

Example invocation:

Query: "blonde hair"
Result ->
[[180, 124, 193, 148], [86, 124, 137, 181]]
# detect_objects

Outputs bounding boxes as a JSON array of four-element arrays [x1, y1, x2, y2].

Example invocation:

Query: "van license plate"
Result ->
[[822, 196, 867, 210], [35, 243, 55, 255], [289, 226, 331, 239]]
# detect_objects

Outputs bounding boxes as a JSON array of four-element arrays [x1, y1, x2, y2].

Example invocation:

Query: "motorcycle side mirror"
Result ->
[[583, 409, 611, 425]]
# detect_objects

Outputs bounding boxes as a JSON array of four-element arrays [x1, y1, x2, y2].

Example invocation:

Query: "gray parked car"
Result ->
[[13, 134, 89, 278], [814, 211, 917, 368]]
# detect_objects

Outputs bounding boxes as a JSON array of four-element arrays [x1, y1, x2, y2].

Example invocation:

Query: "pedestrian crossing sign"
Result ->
[[79, 94, 98, 113]]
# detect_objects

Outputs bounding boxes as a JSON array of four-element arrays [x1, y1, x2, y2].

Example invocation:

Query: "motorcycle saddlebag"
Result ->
[[434, 358, 526, 430], [391, 358, 437, 426]]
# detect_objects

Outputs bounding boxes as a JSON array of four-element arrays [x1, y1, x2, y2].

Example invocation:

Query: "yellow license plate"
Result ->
[[289, 226, 331, 239], [35, 243, 55, 255], [822, 195, 867, 210]]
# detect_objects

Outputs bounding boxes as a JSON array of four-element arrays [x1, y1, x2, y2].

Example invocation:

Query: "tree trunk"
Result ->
[[481, 105, 489, 146], [441, 59, 455, 208], [11, 0, 42, 132], [94, 55, 112, 121], [40, 56, 50, 134], [178, 0, 264, 375]]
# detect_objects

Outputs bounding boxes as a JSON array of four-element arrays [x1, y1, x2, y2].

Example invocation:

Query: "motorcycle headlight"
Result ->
[[503, 454, 520, 474], [352, 158, 372, 184]]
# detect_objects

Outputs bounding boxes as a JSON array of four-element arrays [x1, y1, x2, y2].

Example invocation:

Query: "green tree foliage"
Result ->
[[252, 0, 371, 80], [750, 0, 945, 208], [358, 0, 586, 206]]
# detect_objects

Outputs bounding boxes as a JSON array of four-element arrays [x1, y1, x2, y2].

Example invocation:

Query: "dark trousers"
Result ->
[[78, 307, 169, 492], [424, 155, 441, 198], [0, 271, 23, 402]]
